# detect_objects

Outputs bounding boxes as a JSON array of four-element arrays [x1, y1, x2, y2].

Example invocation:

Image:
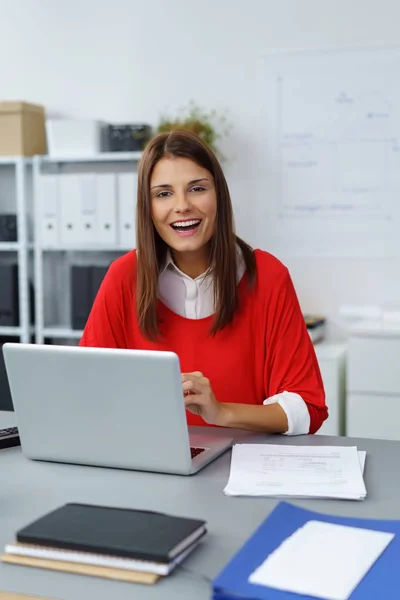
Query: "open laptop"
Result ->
[[2, 343, 233, 475]]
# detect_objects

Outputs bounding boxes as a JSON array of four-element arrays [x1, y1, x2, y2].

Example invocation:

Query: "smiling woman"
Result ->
[[134, 131, 257, 343], [79, 130, 328, 436], [150, 159, 217, 277]]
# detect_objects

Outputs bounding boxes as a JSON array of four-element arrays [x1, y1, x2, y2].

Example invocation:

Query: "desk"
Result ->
[[1, 412, 400, 600]]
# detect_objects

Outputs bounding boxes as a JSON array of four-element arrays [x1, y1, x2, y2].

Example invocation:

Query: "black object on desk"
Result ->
[[0, 426, 20, 449], [16, 502, 206, 564]]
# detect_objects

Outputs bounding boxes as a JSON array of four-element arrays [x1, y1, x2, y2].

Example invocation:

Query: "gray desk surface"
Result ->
[[1, 410, 400, 600]]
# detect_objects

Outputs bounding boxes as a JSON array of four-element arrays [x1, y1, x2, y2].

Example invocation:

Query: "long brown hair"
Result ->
[[136, 129, 256, 340]]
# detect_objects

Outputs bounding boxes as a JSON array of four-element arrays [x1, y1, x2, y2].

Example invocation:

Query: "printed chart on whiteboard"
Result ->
[[263, 47, 400, 257]]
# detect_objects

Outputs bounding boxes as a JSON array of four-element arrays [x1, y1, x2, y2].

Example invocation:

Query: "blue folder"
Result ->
[[212, 502, 400, 599]]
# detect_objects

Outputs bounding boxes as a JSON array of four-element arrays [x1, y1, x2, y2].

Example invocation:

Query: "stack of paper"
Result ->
[[1, 539, 200, 584], [224, 444, 367, 500]]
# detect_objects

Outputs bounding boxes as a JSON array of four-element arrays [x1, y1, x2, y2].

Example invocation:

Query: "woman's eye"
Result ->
[[190, 186, 205, 193], [156, 190, 171, 198]]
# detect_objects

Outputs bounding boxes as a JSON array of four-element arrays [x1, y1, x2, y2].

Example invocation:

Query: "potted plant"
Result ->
[[156, 101, 230, 159]]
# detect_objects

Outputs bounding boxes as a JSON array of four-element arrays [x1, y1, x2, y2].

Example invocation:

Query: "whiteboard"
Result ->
[[260, 47, 400, 258]]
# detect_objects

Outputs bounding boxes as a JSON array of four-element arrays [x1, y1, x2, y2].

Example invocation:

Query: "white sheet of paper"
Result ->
[[249, 520, 394, 600], [223, 445, 367, 500], [358, 450, 366, 474]]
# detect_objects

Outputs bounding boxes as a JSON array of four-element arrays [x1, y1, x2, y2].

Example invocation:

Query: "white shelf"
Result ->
[[0, 156, 32, 165], [39, 245, 133, 253], [0, 243, 34, 251], [0, 326, 21, 337], [0, 153, 141, 165], [0, 242, 21, 251], [39, 152, 142, 164], [43, 327, 83, 339]]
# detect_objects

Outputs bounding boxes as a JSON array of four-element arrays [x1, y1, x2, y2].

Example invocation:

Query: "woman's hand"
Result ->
[[182, 372, 226, 425], [181, 371, 289, 432]]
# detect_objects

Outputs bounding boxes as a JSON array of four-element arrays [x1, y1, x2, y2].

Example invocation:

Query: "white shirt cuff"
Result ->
[[263, 391, 310, 435]]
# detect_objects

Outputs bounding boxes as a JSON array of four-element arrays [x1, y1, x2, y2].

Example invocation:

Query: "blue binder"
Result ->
[[212, 502, 400, 599]]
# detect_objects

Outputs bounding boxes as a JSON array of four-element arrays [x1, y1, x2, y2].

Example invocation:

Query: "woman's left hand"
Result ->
[[182, 372, 226, 425]]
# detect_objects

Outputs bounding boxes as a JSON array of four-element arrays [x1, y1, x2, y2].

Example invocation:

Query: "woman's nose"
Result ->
[[173, 191, 191, 212]]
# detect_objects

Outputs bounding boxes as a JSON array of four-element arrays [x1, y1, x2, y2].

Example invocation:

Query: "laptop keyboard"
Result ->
[[191, 446, 206, 459], [0, 427, 18, 439], [0, 426, 20, 450]]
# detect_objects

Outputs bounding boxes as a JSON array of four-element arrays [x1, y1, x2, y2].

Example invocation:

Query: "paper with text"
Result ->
[[224, 444, 367, 500]]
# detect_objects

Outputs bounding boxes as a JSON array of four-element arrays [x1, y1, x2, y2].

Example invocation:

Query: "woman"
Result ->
[[80, 130, 327, 435]]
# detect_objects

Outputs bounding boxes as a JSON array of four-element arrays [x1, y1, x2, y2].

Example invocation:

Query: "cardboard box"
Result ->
[[0, 101, 47, 156]]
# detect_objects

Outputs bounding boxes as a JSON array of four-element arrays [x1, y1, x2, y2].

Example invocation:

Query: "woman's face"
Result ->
[[150, 156, 217, 262]]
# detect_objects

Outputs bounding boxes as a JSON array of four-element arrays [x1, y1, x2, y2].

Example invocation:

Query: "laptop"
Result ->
[[2, 343, 233, 475]]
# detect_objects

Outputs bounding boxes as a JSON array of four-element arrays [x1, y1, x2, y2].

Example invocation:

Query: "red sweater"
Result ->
[[80, 249, 327, 433]]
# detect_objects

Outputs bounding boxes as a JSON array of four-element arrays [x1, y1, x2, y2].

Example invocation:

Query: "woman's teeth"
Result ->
[[171, 220, 201, 232]]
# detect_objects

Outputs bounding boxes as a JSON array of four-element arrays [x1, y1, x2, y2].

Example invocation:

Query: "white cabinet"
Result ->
[[347, 321, 400, 440], [32, 154, 141, 344], [315, 343, 346, 436]]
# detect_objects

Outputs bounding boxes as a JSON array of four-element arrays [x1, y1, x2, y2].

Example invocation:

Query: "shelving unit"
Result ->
[[0, 326, 24, 337], [38, 152, 142, 165], [32, 153, 142, 344], [42, 326, 83, 340], [0, 242, 21, 252], [0, 157, 33, 343]]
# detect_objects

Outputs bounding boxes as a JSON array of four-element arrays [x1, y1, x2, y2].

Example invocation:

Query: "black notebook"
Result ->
[[16, 503, 207, 564]]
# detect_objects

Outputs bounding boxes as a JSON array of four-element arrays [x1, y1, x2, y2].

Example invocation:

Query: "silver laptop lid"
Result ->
[[3, 344, 193, 474]]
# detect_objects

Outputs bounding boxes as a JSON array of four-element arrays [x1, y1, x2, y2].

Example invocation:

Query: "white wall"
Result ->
[[1, 0, 400, 339]]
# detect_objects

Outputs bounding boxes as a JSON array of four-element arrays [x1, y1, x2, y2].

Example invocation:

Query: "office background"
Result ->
[[2, 0, 400, 341], [1, 6, 400, 597], [1, 0, 400, 438]]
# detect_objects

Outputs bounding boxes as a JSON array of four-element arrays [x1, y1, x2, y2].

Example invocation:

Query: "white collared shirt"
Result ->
[[158, 251, 310, 436]]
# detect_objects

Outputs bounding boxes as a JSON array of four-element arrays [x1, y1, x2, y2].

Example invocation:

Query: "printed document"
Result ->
[[224, 444, 367, 500]]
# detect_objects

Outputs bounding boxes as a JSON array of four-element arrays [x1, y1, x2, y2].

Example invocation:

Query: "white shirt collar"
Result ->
[[159, 250, 174, 276], [160, 250, 211, 281], [160, 246, 245, 282], [157, 244, 246, 319]]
